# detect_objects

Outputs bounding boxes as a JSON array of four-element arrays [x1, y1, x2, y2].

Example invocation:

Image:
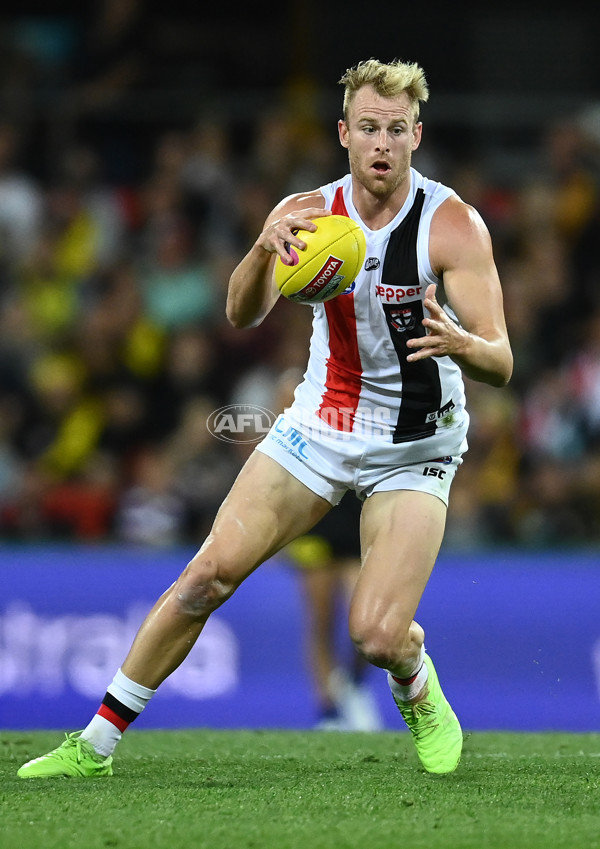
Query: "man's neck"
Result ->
[[352, 173, 412, 230]]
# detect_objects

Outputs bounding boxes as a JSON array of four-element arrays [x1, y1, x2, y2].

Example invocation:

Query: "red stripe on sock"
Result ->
[[98, 703, 131, 733], [392, 663, 423, 686]]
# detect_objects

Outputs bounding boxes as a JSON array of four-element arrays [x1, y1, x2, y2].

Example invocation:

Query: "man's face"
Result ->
[[338, 85, 422, 199]]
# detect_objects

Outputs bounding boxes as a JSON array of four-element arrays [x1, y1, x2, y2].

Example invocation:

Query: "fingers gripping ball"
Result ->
[[275, 215, 366, 304]]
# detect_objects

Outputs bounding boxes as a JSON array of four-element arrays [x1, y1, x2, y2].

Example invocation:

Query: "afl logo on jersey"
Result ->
[[390, 308, 417, 333], [365, 257, 380, 271]]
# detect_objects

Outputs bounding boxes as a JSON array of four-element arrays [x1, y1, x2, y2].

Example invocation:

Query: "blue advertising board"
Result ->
[[1, 545, 599, 731]]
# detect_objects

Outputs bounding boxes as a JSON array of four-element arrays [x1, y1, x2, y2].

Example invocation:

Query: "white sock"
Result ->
[[106, 668, 157, 713], [80, 714, 122, 757], [387, 646, 428, 703], [80, 668, 157, 757]]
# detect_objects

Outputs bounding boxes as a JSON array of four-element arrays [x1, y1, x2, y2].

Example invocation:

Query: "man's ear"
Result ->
[[412, 121, 423, 152], [338, 119, 349, 149]]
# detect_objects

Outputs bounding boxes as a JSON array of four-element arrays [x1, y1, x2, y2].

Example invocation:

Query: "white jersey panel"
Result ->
[[289, 168, 469, 462]]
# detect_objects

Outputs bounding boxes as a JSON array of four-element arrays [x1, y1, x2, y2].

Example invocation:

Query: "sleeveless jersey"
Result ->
[[287, 168, 470, 462]]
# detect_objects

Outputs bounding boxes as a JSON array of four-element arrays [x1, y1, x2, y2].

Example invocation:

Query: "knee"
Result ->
[[173, 555, 236, 620]]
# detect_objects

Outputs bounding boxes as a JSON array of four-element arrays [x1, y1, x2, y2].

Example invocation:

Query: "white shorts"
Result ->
[[255, 412, 464, 506]]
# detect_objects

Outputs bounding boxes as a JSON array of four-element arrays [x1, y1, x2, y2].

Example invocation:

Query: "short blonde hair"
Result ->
[[339, 58, 429, 123]]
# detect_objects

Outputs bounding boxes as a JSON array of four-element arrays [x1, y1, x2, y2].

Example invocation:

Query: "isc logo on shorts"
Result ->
[[422, 466, 447, 479]]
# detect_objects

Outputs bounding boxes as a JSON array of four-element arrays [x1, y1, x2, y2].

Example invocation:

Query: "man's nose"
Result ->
[[375, 131, 389, 152]]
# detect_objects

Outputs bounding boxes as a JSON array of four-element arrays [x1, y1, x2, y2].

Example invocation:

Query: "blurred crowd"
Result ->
[[1, 6, 600, 549]]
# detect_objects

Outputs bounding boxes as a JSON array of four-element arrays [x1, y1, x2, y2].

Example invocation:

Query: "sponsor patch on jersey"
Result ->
[[365, 257, 380, 271], [426, 401, 456, 423], [376, 284, 423, 303]]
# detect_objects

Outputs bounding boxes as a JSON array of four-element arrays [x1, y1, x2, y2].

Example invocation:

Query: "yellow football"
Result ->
[[274, 215, 366, 304]]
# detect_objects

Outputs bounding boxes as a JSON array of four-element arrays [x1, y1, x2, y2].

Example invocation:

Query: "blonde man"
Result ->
[[19, 59, 512, 778]]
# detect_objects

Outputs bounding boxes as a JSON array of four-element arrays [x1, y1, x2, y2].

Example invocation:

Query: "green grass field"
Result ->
[[2, 729, 600, 849]]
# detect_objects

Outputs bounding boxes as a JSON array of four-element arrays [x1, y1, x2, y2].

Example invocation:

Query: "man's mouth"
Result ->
[[372, 160, 391, 174]]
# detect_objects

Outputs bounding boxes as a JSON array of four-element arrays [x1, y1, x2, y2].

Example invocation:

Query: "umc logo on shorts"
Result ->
[[273, 418, 309, 459], [207, 405, 276, 444]]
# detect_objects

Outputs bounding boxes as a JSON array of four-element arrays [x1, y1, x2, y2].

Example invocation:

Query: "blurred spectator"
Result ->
[[519, 369, 584, 462], [567, 310, 600, 447], [137, 213, 218, 331], [0, 123, 43, 265], [40, 453, 118, 540], [114, 443, 186, 546], [58, 0, 156, 183], [167, 395, 241, 541], [147, 326, 222, 438], [53, 142, 131, 268], [445, 380, 521, 547], [179, 119, 239, 251]]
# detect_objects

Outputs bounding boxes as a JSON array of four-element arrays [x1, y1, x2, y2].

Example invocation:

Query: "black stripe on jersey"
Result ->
[[381, 188, 442, 444]]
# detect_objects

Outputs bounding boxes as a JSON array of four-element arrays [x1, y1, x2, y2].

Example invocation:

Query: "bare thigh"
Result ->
[[348, 489, 447, 667], [198, 449, 333, 582]]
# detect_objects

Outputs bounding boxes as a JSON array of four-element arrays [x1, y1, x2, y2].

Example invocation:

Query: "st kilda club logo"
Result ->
[[389, 307, 417, 333]]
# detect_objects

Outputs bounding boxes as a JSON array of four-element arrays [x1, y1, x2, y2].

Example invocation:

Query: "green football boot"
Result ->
[[389, 654, 462, 774], [17, 731, 113, 778]]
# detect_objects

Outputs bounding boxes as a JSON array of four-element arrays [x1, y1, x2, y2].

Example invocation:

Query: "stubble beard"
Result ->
[[351, 150, 411, 202]]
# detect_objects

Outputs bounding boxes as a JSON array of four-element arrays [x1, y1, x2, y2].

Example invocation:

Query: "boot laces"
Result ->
[[399, 701, 440, 740], [59, 733, 86, 763]]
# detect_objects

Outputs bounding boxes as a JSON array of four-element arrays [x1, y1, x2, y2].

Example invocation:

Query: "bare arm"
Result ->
[[226, 192, 330, 329], [407, 197, 513, 387]]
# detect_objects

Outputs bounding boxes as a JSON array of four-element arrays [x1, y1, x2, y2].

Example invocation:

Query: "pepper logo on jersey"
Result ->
[[376, 284, 423, 303], [389, 307, 417, 332]]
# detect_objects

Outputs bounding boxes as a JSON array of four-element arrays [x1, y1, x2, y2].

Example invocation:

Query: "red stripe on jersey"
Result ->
[[317, 187, 362, 432], [98, 703, 131, 733]]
